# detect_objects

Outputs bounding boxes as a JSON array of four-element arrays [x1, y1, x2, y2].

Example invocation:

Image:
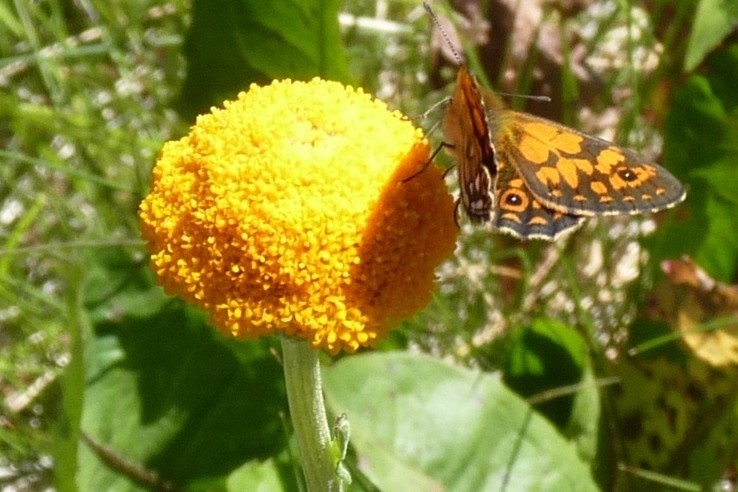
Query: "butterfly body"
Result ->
[[442, 65, 686, 240], [441, 67, 496, 223]]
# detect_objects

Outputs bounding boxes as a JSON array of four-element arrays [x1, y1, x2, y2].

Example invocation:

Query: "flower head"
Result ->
[[139, 78, 457, 353]]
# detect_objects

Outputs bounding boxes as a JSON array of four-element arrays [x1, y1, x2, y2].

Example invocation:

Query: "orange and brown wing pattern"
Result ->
[[500, 111, 686, 216], [423, 0, 684, 240], [493, 157, 585, 239], [442, 66, 496, 223]]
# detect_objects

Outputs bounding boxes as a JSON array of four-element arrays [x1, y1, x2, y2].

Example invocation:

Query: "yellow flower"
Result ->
[[139, 78, 457, 354]]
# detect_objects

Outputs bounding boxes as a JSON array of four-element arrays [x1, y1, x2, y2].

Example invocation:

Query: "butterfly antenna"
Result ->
[[496, 93, 552, 103], [423, 1, 465, 66], [424, 1, 552, 105]]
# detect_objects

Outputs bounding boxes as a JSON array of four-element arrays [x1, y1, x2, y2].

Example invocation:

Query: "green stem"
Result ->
[[281, 338, 341, 492]]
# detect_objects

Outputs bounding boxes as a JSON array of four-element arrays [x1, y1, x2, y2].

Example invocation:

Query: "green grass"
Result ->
[[1, 0, 187, 487]]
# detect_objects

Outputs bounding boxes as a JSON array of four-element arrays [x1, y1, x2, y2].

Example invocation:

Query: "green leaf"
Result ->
[[689, 395, 738, 488], [663, 76, 727, 178], [323, 352, 598, 491], [179, 0, 350, 119], [692, 159, 738, 206], [694, 193, 738, 279], [52, 265, 87, 492], [71, 250, 289, 490], [684, 0, 738, 71], [660, 49, 738, 281], [223, 455, 297, 492], [503, 319, 599, 462]]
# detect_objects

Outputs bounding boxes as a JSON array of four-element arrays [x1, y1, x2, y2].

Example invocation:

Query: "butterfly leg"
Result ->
[[416, 96, 451, 121], [401, 141, 453, 183]]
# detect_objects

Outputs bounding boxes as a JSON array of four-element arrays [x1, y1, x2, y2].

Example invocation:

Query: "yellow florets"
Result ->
[[139, 78, 457, 353]]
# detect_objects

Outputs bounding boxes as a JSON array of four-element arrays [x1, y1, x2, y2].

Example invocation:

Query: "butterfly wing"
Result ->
[[443, 67, 496, 223], [497, 111, 686, 216], [493, 155, 585, 240]]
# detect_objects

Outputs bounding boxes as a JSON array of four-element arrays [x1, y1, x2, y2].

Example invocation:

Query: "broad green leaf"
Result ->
[[179, 0, 350, 119], [223, 456, 297, 492], [505, 319, 587, 427], [684, 0, 738, 71], [695, 194, 738, 279], [323, 352, 598, 491], [503, 319, 599, 463], [692, 160, 738, 206], [660, 47, 738, 280], [663, 76, 727, 178], [72, 250, 289, 490]]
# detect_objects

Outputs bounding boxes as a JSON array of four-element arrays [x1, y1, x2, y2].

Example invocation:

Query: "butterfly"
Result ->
[[426, 2, 686, 240]]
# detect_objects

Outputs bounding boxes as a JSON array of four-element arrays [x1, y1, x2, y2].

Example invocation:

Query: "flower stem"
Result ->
[[281, 338, 342, 492]]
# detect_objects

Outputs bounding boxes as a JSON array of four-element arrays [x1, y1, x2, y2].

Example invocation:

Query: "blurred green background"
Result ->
[[2, 0, 738, 490]]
